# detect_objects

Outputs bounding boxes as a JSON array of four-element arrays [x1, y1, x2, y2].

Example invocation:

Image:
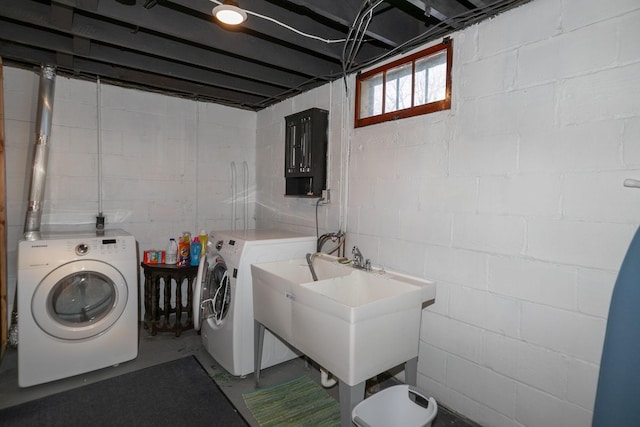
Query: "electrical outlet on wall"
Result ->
[[321, 189, 330, 204]]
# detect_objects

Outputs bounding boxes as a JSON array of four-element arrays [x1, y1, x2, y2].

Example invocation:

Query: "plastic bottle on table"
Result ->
[[198, 229, 208, 257], [178, 233, 190, 266], [190, 237, 201, 266], [166, 238, 178, 264]]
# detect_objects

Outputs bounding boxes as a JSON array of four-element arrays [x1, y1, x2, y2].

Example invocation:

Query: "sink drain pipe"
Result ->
[[320, 367, 338, 388], [306, 253, 338, 388]]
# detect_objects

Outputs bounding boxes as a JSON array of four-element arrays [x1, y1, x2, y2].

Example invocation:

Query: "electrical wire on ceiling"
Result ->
[[352, 0, 531, 72], [209, 0, 381, 68], [209, 0, 347, 44], [205, 0, 381, 105], [340, 0, 383, 95], [245, 11, 347, 43], [238, 0, 531, 109], [341, 0, 382, 74]]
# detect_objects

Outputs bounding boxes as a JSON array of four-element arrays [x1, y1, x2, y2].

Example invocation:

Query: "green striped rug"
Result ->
[[243, 375, 340, 426]]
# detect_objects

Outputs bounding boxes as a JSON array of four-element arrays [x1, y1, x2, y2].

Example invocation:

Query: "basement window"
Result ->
[[355, 40, 452, 128]]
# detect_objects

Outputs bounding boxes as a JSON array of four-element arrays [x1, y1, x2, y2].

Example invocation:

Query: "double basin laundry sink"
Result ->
[[251, 253, 436, 387]]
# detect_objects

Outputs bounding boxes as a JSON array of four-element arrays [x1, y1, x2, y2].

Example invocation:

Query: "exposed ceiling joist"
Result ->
[[0, 0, 532, 110]]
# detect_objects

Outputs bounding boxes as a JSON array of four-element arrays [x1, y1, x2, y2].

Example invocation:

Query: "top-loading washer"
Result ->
[[193, 229, 316, 376], [17, 227, 138, 387]]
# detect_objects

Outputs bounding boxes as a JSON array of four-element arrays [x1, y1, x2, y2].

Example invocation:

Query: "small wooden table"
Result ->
[[141, 263, 199, 336]]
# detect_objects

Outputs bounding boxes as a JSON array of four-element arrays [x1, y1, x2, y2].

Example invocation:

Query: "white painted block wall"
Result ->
[[254, 85, 344, 234], [3, 68, 257, 318], [255, 0, 640, 425], [3, 0, 640, 424]]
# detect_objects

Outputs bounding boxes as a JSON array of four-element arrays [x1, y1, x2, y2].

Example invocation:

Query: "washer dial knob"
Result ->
[[75, 243, 89, 256]]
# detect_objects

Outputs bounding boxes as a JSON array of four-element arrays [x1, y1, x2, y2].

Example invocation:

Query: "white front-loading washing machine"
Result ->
[[17, 227, 138, 387], [193, 229, 316, 376]]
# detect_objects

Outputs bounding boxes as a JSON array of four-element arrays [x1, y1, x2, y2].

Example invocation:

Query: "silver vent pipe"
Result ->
[[23, 65, 56, 241]]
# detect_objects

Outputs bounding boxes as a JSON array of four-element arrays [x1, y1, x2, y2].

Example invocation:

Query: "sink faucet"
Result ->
[[306, 253, 319, 281], [352, 246, 371, 271]]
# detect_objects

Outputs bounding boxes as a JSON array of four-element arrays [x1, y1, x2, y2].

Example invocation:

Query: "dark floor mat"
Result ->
[[0, 355, 248, 427]]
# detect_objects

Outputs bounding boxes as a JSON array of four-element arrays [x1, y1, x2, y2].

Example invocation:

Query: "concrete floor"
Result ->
[[0, 324, 478, 426]]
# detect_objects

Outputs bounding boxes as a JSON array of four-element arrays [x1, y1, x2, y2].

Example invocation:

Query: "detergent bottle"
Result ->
[[177, 233, 190, 266], [198, 229, 208, 257], [166, 238, 178, 264], [190, 237, 201, 266]]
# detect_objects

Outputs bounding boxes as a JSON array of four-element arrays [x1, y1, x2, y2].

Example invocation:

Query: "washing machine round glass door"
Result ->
[[193, 255, 231, 330], [31, 259, 128, 340]]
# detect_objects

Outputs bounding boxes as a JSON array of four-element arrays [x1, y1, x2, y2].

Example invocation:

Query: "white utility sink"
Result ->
[[251, 254, 352, 343], [251, 253, 436, 386]]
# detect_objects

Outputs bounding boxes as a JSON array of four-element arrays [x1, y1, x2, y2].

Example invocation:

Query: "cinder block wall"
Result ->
[[255, 0, 640, 425], [3, 68, 257, 318], [4, 0, 640, 424]]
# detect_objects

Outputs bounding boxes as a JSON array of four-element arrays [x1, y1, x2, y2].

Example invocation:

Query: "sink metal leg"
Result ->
[[339, 380, 365, 427], [405, 356, 418, 386], [254, 320, 265, 387]]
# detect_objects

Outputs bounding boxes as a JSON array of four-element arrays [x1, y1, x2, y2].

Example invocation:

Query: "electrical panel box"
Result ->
[[284, 108, 328, 197]]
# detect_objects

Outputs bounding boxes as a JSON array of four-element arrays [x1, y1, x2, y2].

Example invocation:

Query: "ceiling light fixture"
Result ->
[[208, 0, 346, 44], [212, 0, 247, 26]]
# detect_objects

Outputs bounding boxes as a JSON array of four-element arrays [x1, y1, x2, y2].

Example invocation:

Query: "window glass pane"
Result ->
[[415, 51, 447, 106], [385, 63, 412, 113], [354, 41, 451, 128], [359, 72, 383, 118]]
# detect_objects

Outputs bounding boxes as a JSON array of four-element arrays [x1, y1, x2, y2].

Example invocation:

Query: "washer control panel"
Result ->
[[218, 237, 244, 258], [19, 233, 135, 269], [66, 236, 130, 256]]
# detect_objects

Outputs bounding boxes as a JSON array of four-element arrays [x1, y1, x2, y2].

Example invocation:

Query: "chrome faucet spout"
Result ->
[[306, 253, 318, 281], [352, 246, 371, 271], [352, 246, 362, 264]]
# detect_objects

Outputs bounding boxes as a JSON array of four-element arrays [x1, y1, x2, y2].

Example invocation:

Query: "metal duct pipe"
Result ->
[[23, 65, 56, 240]]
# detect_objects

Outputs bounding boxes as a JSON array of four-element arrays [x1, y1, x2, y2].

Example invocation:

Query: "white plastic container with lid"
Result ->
[[166, 238, 178, 264], [352, 385, 438, 427]]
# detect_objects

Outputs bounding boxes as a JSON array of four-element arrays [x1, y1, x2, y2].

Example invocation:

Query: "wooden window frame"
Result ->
[[354, 40, 452, 128]]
